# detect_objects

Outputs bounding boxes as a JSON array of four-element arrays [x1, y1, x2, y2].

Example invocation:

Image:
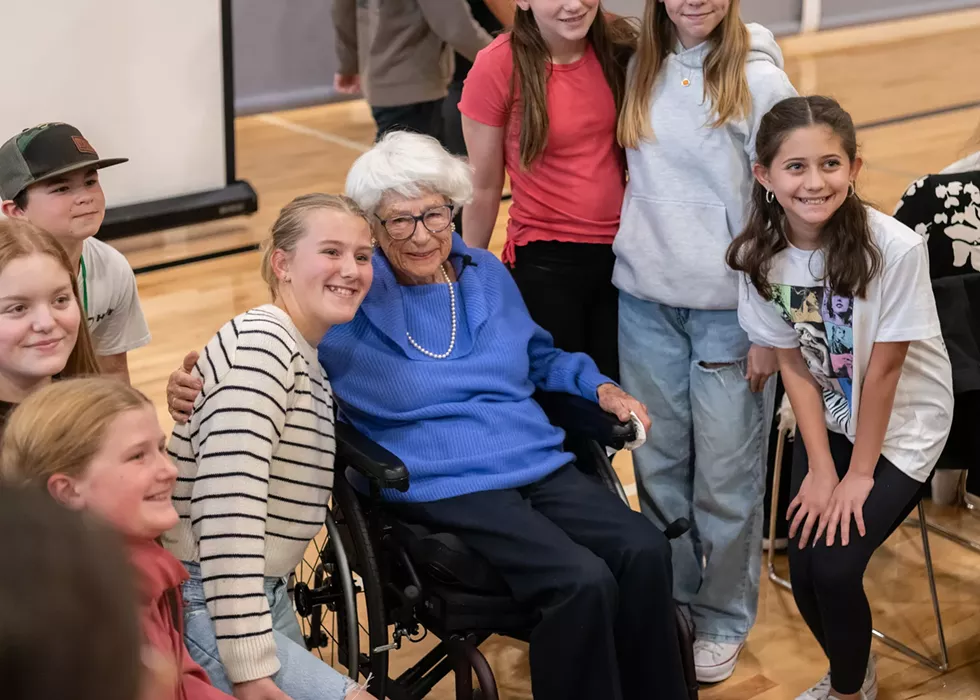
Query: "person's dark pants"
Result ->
[[510, 241, 620, 382], [442, 79, 466, 157], [371, 98, 444, 143], [442, 79, 467, 234], [788, 430, 923, 694], [391, 464, 687, 700]]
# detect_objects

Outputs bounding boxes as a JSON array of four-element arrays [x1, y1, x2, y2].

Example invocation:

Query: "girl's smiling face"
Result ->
[[754, 124, 863, 245]]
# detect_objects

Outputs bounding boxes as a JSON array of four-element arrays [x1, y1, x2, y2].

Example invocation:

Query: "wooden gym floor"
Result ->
[[115, 9, 980, 699]]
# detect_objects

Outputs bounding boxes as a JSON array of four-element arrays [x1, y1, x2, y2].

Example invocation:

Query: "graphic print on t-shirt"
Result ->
[[771, 284, 855, 431]]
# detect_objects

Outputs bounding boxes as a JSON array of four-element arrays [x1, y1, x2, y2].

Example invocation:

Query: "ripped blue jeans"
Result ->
[[180, 562, 359, 699], [618, 293, 774, 643]]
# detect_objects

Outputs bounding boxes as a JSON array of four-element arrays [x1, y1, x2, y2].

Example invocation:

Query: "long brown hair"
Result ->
[[511, 5, 637, 169], [726, 95, 882, 300], [0, 219, 100, 378], [618, 0, 750, 148], [0, 377, 153, 490]]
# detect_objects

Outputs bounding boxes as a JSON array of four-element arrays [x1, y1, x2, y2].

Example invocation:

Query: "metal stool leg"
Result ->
[[907, 515, 980, 554], [767, 426, 792, 590], [905, 477, 980, 553], [870, 502, 948, 672], [768, 483, 949, 671]]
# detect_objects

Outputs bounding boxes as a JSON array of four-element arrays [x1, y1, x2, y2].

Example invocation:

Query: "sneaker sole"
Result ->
[[864, 675, 878, 700], [695, 646, 743, 684]]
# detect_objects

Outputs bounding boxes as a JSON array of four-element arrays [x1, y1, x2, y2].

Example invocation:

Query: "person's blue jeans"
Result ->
[[619, 292, 775, 643], [180, 562, 358, 700]]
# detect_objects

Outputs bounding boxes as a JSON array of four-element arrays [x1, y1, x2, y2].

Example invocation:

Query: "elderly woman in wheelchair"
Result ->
[[169, 132, 689, 700]]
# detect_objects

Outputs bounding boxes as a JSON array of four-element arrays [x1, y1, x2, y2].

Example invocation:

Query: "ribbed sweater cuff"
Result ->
[[221, 632, 280, 685], [579, 372, 608, 402]]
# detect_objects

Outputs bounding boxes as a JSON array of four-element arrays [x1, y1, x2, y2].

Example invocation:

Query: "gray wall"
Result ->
[[604, 0, 801, 34], [232, 0, 980, 116], [232, 0, 341, 115], [819, 0, 980, 29]]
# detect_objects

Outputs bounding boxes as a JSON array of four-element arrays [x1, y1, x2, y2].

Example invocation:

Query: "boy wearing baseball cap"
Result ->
[[0, 123, 150, 381]]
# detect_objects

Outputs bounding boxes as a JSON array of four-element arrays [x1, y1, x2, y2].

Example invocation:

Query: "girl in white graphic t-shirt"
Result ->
[[727, 95, 953, 700]]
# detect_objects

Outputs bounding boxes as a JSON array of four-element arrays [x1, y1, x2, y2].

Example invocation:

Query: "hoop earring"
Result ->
[[765, 189, 775, 204], [848, 182, 856, 198]]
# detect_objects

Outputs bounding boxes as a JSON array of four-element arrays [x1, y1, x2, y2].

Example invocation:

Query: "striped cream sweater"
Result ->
[[163, 304, 335, 684]]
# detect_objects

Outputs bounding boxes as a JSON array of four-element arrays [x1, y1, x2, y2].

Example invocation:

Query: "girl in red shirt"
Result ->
[[0, 378, 233, 700], [460, 0, 634, 380]]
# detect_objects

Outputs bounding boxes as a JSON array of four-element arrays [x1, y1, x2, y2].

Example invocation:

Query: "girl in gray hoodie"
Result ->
[[614, 0, 796, 684]]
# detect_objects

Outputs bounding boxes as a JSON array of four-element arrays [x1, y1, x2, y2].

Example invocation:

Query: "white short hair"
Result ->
[[345, 131, 474, 215]]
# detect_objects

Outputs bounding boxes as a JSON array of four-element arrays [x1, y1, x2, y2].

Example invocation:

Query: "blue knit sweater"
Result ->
[[318, 234, 612, 502]]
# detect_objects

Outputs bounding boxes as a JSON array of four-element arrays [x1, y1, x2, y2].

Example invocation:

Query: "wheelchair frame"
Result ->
[[294, 392, 698, 699]]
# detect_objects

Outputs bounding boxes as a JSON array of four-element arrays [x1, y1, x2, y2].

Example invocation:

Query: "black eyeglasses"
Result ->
[[376, 204, 454, 241]]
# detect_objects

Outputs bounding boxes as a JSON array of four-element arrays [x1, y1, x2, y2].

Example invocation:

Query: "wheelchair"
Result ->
[[292, 391, 699, 699]]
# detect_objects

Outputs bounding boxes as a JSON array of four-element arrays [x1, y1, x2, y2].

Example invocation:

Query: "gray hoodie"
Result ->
[[613, 23, 797, 310]]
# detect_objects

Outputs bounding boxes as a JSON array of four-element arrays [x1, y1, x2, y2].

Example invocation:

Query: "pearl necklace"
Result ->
[[406, 264, 456, 359]]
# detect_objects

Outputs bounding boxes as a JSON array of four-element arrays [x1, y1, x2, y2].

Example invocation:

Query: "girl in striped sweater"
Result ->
[[163, 195, 377, 700]]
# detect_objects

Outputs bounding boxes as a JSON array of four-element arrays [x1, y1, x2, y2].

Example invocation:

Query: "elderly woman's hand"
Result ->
[[597, 383, 651, 435]]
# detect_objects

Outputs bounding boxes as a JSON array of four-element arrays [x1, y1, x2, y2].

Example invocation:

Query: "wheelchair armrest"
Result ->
[[534, 391, 636, 450], [335, 422, 410, 493]]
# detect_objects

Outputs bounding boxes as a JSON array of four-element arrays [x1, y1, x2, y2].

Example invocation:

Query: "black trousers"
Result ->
[[788, 431, 922, 693], [371, 98, 444, 143], [510, 241, 620, 382], [441, 79, 467, 235], [442, 79, 466, 157], [391, 464, 687, 700]]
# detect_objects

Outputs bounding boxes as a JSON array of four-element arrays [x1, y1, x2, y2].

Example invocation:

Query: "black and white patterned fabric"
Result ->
[[894, 169, 980, 280]]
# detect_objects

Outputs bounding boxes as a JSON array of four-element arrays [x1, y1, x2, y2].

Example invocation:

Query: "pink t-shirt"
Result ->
[[459, 34, 626, 264]]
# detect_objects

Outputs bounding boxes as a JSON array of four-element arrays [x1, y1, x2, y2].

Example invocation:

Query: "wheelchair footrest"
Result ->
[[417, 585, 535, 638]]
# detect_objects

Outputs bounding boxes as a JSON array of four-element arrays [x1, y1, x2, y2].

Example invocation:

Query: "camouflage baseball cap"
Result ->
[[0, 123, 128, 200]]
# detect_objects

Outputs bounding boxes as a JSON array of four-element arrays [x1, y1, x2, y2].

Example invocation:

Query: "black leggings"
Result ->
[[788, 430, 923, 693], [510, 241, 619, 382]]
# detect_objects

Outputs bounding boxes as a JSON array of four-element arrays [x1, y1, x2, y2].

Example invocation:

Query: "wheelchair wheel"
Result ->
[[292, 510, 359, 683], [331, 471, 391, 698]]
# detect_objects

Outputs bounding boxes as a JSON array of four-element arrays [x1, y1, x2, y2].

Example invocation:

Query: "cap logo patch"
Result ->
[[72, 136, 97, 155]]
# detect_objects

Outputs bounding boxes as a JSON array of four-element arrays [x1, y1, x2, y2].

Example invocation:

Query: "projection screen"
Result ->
[[0, 0, 256, 238]]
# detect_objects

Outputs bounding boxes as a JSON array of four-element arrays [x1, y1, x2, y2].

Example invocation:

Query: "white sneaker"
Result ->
[[795, 671, 831, 700], [795, 654, 877, 700], [693, 639, 743, 683], [862, 653, 878, 700]]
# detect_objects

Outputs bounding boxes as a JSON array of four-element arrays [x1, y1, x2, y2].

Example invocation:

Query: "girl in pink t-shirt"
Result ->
[[459, 1, 634, 380]]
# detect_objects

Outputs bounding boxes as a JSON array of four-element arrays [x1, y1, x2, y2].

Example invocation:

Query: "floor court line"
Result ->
[[133, 243, 260, 276], [855, 100, 980, 131], [257, 114, 371, 153]]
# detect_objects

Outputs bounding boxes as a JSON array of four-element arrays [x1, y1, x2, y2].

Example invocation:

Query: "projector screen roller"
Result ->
[[1, 0, 256, 238]]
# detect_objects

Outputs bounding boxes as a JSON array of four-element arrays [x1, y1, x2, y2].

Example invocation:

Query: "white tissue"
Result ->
[[625, 410, 647, 451]]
